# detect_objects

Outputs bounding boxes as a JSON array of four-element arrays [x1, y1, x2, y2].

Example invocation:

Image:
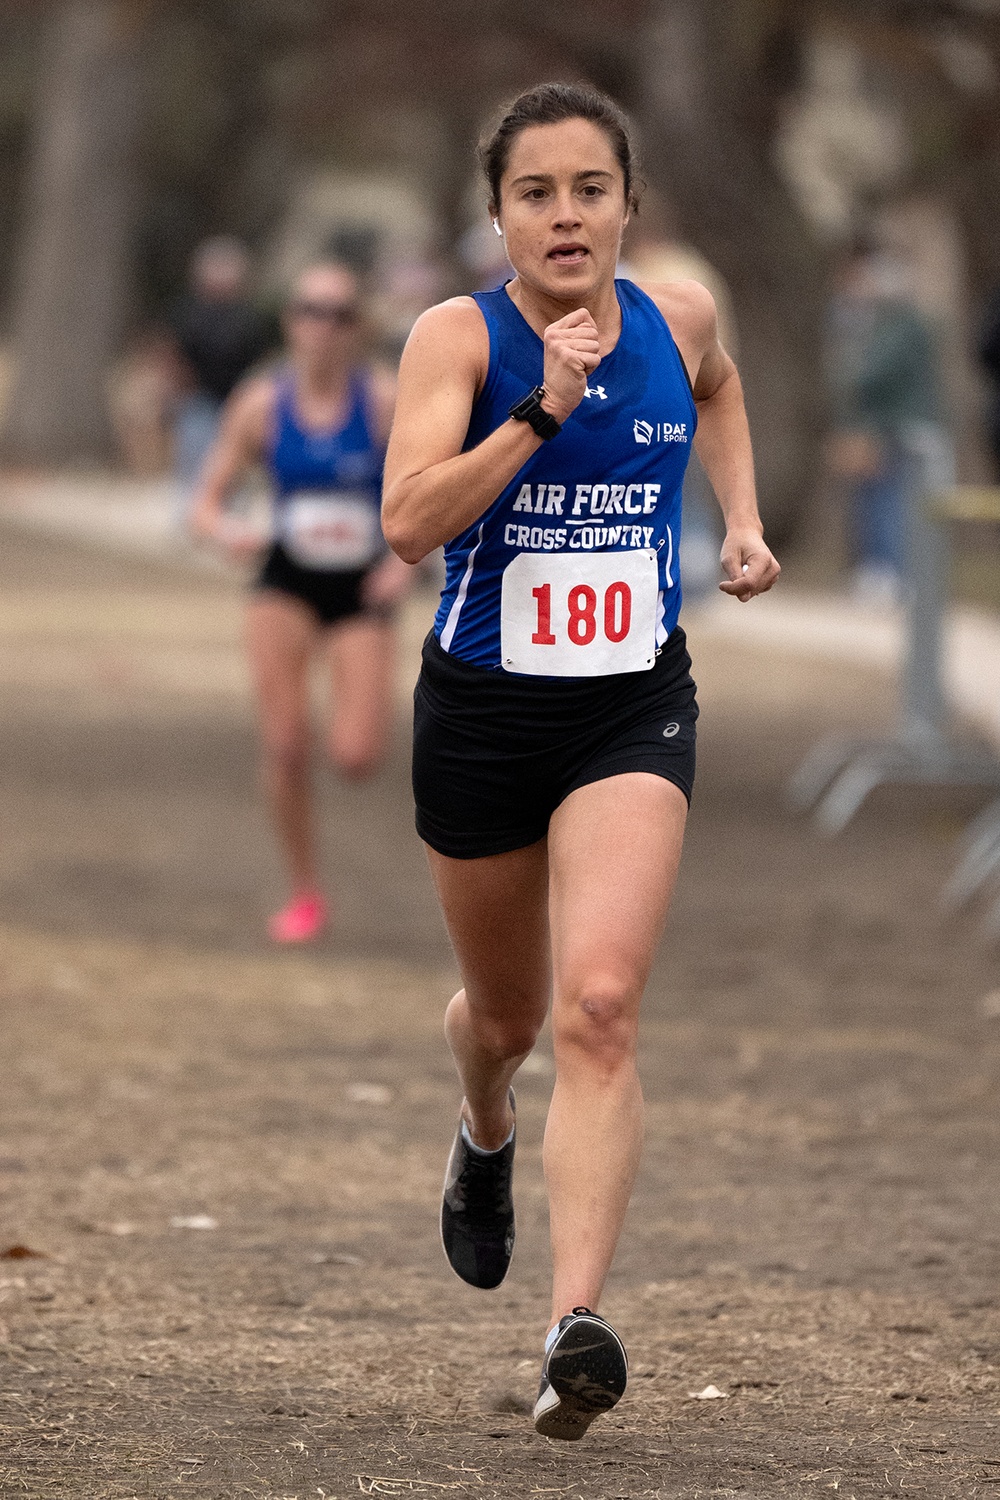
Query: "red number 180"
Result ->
[[531, 581, 632, 647]]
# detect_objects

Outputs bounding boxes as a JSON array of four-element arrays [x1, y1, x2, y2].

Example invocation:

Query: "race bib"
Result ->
[[282, 490, 380, 570], [500, 550, 658, 676]]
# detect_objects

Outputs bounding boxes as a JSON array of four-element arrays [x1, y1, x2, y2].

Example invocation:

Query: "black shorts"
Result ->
[[254, 542, 392, 628], [413, 626, 698, 859]]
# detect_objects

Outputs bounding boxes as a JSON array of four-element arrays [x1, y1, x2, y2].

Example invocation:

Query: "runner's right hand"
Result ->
[[541, 309, 601, 424]]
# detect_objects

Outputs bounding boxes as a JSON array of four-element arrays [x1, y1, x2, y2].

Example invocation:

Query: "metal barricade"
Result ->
[[933, 485, 1000, 937], [788, 427, 1000, 837]]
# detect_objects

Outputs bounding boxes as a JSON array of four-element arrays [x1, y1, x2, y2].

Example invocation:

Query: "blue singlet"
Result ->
[[433, 280, 696, 673], [269, 370, 382, 500], [266, 369, 385, 573]]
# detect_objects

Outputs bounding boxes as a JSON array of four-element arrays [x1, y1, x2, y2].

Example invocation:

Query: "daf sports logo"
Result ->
[[585, 384, 608, 400], [634, 419, 690, 445]]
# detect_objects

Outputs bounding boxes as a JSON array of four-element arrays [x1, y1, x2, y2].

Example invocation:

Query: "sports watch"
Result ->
[[508, 386, 562, 441]]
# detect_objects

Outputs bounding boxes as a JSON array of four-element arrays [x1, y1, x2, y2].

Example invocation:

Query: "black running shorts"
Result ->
[[413, 626, 698, 859], [254, 542, 392, 628]]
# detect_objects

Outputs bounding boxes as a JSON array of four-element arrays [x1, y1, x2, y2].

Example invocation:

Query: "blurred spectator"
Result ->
[[457, 220, 513, 293], [370, 252, 448, 363], [107, 327, 182, 477], [977, 285, 1000, 481], [169, 237, 275, 500], [626, 204, 738, 354], [326, 222, 381, 279], [827, 241, 943, 605], [626, 203, 738, 604]]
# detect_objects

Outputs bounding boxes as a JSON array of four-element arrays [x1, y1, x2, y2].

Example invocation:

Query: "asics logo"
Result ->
[[662, 722, 680, 738]]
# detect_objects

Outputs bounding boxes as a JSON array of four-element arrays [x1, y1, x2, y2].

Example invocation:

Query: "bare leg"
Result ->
[[324, 615, 396, 778], [245, 593, 320, 895], [545, 773, 687, 1327], [427, 842, 550, 1149]]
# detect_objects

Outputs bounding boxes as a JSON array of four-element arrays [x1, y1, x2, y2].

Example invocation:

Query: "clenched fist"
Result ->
[[541, 308, 601, 424], [719, 526, 781, 602]]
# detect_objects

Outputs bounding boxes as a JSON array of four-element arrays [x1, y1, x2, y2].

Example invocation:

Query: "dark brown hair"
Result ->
[[479, 82, 640, 213]]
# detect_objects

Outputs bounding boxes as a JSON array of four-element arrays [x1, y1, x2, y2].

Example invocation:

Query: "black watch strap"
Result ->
[[509, 385, 562, 441]]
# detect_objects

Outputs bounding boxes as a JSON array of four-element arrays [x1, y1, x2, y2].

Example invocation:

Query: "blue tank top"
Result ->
[[269, 370, 383, 504], [433, 280, 696, 672]]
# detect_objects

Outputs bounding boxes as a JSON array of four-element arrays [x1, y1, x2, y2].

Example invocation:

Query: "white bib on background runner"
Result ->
[[282, 490, 380, 570], [500, 550, 658, 676]]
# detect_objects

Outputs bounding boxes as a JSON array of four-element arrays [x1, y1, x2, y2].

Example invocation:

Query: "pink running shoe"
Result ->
[[268, 892, 328, 944]]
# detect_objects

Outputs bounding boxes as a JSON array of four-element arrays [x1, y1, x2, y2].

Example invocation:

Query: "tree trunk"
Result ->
[[636, 0, 829, 542], [1, 0, 147, 464]]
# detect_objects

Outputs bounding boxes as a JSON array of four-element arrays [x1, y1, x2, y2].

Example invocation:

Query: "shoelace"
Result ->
[[456, 1146, 510, 1214]]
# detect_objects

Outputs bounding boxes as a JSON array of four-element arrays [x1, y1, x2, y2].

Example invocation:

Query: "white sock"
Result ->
[[461, 1117, 514, 1156], [544, 1321, 561, 1354]]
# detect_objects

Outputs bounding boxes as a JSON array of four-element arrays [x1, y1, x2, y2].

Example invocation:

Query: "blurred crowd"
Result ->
[[109, 209, 999, 605], [108, 227, 506, 500], [108, 222, 512, 526], [108, 237, 277, 486], [825, 238, 946, 607]]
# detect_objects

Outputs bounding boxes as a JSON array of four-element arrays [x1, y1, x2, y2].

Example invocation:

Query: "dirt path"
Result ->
[[1, 524, 999, 1499]]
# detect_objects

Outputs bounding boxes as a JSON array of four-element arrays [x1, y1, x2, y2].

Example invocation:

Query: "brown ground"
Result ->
[[1, 522, 1000, 1500]]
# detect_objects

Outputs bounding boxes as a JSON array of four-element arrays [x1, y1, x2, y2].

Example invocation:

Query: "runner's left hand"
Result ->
[[719, 528, 780, 602], [190, 497, 264, 562], [363, 553, 415, 609], [218, 528, 266, 563]]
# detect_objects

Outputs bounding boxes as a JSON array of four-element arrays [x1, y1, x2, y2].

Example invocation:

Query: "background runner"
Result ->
[[192, 260, 412, 942]]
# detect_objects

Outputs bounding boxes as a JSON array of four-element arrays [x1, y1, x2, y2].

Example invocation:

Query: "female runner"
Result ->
[[192, 261, 412, 942], [383, 84, 779, 1440]]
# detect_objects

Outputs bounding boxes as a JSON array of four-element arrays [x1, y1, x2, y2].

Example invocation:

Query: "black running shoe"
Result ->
[[533, 1307, 628, 1441], [440, 1092, 515, 1289]]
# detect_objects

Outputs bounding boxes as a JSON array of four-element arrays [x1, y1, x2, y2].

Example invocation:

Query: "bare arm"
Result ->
[[643, 279, 779, 602], [360, 363, 420, 607], [382, 297, 600, 565], [367, 361, 398, 448], [189, 376, 274, 552], [382, 299, 540, 564]]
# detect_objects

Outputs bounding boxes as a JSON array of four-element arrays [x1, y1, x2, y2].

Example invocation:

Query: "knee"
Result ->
[[479, 1014, 544, 1062], [327, 733, 383, 780], [552, 977, 638, 1077], [454, 989, 546, 1062], [261, 731, 310, 779]]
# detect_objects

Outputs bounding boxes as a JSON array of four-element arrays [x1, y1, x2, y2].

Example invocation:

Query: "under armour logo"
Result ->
[[662, 722, 680, 738], [633, 418, 653, 445], [585, 385, 608, 400]]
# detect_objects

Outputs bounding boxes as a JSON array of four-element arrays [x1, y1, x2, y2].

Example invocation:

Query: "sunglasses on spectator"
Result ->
[[288, 301, 360, 325]]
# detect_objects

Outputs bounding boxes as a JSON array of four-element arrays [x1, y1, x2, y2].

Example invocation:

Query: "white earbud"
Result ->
[[493, 218, 502, 237]]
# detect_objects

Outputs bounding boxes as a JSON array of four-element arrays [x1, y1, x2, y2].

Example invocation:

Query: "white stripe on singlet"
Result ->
[[439, 523, 485, 652], [655, 589, 667, 646], [655, 524, 674, 646]]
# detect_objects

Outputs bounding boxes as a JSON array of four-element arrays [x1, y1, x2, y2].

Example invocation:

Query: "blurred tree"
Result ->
[[0, 13, 43, 310], [637, 0, 828, 541], [1, 0, 149, 463], [135, 1, 297, 313], [5, 0, 1000, 496]]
